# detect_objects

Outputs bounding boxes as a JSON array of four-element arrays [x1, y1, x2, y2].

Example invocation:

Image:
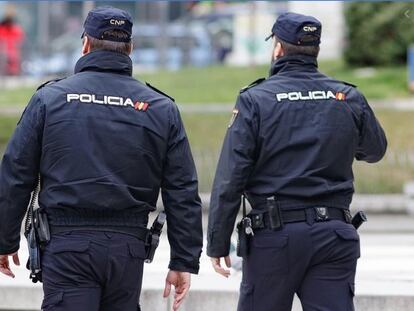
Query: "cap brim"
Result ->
[[265, 34, 273, 41]]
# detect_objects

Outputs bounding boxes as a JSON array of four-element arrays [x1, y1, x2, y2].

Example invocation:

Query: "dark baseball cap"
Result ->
[[82, 6, 133, 42], [265, 12, 321, 46]]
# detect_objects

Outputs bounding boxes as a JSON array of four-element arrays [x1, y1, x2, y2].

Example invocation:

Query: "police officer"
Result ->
[[0, 6, 202, 311], [207, 12, 387, 311]]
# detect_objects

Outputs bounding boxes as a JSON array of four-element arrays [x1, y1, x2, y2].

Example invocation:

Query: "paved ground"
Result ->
[[0, 214, 413, 311]]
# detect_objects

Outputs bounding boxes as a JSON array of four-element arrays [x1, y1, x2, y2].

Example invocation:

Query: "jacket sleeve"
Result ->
[[161, 102, 203, 274], [0, 91, 44, 255], [207, 92, 258, 258], [355, 94, 387, 163]]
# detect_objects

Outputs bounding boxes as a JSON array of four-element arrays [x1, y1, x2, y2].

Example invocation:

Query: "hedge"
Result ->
[[344, 2, 414, 66]]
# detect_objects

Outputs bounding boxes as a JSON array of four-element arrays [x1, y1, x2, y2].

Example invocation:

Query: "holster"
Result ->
[[352, 211, 367, 230], [25, 209, 50, 283], [33, 209, 50, 245], [26, 223, 43, 283], [145, 212, 166, 263], [236, 195, 251, 258], [267, 197, 283, 230], [145, 233, 160, 264], [236, 220, 250, 258]]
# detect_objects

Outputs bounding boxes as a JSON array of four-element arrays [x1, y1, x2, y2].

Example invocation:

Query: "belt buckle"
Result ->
[[315, 207, 329, 221]]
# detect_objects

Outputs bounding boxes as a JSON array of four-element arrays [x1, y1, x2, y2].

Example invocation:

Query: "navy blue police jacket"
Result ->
[[0, 50, 203, 273], [207, 54, 387, 257]]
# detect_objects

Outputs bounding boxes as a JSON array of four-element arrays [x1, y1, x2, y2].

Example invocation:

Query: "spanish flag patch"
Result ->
[[134, 101, 149, 111], [335, 92, 346, 101]]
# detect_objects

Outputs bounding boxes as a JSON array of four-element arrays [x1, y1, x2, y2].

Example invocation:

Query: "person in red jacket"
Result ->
[[0, 14, 25, 75]]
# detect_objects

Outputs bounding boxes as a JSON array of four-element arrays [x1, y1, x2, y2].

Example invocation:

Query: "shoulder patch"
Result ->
[[228, 108, 239, 128], [145, 82, 175, 102], [36, 77, 66, 91], [240, 77, 266, 93], [340, 80, 357, 88]]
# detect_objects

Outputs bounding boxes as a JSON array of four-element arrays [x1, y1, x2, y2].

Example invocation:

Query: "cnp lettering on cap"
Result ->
[[303, 26, 318, 32], [110, 19, 125, 26], [83, 6, 133, 42], [265, 12, 322, 46]]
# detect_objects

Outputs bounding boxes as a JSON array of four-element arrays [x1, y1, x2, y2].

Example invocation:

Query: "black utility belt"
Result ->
[[236, 196, 367, 258], [50, 225, 150, 242], [248, 206, 352, 230], [49, 212, 166, 264]]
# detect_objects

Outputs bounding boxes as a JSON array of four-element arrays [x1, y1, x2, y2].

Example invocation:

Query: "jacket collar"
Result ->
[[269, 54, 318, 77], [74, 50, 133, 76]]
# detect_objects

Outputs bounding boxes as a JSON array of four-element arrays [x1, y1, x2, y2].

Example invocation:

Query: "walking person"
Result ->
[[207, 12, 387, 311], [0, 6, 203, 311]]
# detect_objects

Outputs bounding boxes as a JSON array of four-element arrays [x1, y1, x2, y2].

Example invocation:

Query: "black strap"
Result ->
[[24, 176, 41, 237], [50, 225, 149, 242], [242, 195, 247, 218], [250, 207, 349, 230]]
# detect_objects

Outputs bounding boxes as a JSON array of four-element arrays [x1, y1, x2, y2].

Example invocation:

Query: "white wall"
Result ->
[[227, 2, 278, 66], [227, 1, 344, 66]]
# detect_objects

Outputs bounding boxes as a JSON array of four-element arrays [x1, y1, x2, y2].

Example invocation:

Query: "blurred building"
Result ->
[[289, 1, 344, 60], [0, 2, 192, 75], [190, 1, 343, 66], [0, 1, 344, 76], [0, 2, 189, 52]]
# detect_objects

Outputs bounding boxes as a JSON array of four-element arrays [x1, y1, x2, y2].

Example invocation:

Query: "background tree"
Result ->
[[345, 2, 414, 66]]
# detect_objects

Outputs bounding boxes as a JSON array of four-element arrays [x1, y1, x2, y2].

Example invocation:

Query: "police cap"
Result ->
[[265, 12, 321, 46], [82, 6, 133, 42]]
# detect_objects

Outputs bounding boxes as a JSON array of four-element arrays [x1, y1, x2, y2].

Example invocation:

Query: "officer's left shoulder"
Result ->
[[240, 77, 266, 94], [36, 77, 67, 91], [145, 82, 175, 102], [338, 80, 357, 88]]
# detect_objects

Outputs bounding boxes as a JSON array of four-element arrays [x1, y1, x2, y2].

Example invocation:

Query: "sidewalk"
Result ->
[[0, 214, 413, 310]]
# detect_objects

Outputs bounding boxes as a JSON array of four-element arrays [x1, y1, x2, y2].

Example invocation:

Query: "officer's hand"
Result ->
[[163, 270, 191, 311], [0, 252, 20, 278], [210, 256, 231, 278]]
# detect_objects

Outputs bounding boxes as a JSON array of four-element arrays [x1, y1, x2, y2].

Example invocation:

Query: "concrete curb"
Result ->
[[1, 287, 414, 311], [354, 295, 414, 311]]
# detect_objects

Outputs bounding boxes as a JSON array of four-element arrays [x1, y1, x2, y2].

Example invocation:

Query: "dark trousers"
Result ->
[[237, 219, 360, 311], [41, 231, 145, 311]]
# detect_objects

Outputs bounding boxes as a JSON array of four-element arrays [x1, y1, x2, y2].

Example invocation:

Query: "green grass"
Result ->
[[0, 60, 412, 193], [0, 60, 410, 108], [185, 109, 414, 194], [182, 113, 229, 191], [0, 87, 35, 109], [352, 109, 414, 193], [0, 110, 413, 193], [0, 116, 18, 154], [139, 65, 268, 104], [137, 60, 411, 103], [319, 60, 410, 100]]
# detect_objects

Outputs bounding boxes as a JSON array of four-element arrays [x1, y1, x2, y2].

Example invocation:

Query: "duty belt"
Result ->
[[50, 225, 150, 242], [248, 207, 352, 230], [50, 211, 167, 264]]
